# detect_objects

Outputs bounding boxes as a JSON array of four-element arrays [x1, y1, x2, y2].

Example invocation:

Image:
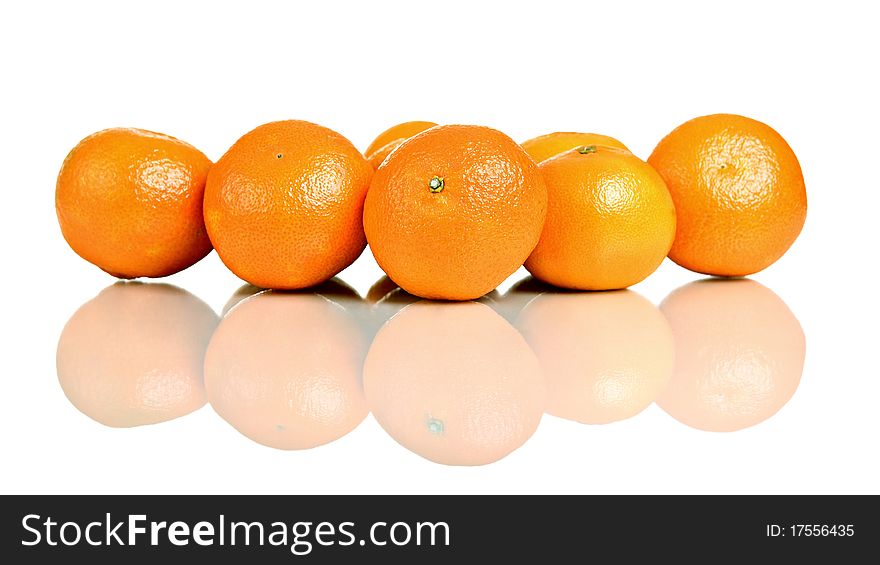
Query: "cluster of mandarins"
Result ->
[[56, 115, 806, 299]]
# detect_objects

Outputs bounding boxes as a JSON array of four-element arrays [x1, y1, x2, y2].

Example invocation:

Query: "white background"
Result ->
[[1, 0, 878, 494]]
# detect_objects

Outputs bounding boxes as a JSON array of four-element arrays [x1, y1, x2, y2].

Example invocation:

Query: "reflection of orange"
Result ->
[[56, 283, 218, 427], [517, 290, 673, 424], [521, 132, 629, 162], [493, 276, 550, 324], [364, 301, 544, 466], [657, 279, 805, 432], [222, 278, 361, 317], [221, 284, 264, 316], [362, 277, 421, 345], [204, 291, 367, 450]]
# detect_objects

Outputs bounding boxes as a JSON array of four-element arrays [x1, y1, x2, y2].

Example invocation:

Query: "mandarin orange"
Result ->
[[648, 114, 807, 276], [521, 131, 629, 162], [56, 128, 213, 278], [364, 121, 437, 169], [363, 125, 547, 300], [525, 145, 676, 290], [204, 120, 373, 289]]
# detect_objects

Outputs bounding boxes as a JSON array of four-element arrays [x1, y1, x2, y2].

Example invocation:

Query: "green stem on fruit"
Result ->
[[427, 417, 444, 434], [429, 175, 445, 193], [578, 145, 597, 154]]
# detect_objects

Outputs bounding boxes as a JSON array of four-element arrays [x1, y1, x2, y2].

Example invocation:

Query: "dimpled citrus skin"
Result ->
[[648, 114, 807, 277], [56, 128, 213, 278], [525, 146, 676, 290], [521, 132, 629, 163], [364, 121, 438, 159], [363, 125, 548, 301], [366, 138, 409, 170], [204, 120, 373, 289]]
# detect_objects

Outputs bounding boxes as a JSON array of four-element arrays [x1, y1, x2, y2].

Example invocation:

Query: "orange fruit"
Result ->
[[525, 145, 676, 290], [363, 301, 544, 466], [56, 282, 218, 427], [521, 131, 629, 162], [204, 290, 367, 450], [364, 120, 437, 169], [365, 121, 439, 158], [363, 125, 547, 300], [656, 279, 805, 432], [56, 128, 213, 278], [648, 114, 807, 276], [204, 120, 373, 289], [517, 289, 673, 424]]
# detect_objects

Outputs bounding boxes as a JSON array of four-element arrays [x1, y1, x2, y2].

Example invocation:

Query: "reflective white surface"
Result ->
[[56, 277, 803, 469], [6, 251, 877, 494], [7, 259, 866, 493]]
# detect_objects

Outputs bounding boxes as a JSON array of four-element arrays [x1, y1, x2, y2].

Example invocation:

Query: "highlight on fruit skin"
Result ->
[[204, 290, 368, 450], [521, 131, 629, 163], [221, 278, 361, 318], [364, 121, 439, 158], [55, 127, 213, 279], [364, 120, 438, 169], [525, 144, 676, 290], [656, 279, 805, 432], [363, 124, 548, 301], [515, 287, 673, 424], [203, 120, 374, 290], [56, 282, 218, 428], [648, 113, 807, 277], [363, 301, 545, 466]]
